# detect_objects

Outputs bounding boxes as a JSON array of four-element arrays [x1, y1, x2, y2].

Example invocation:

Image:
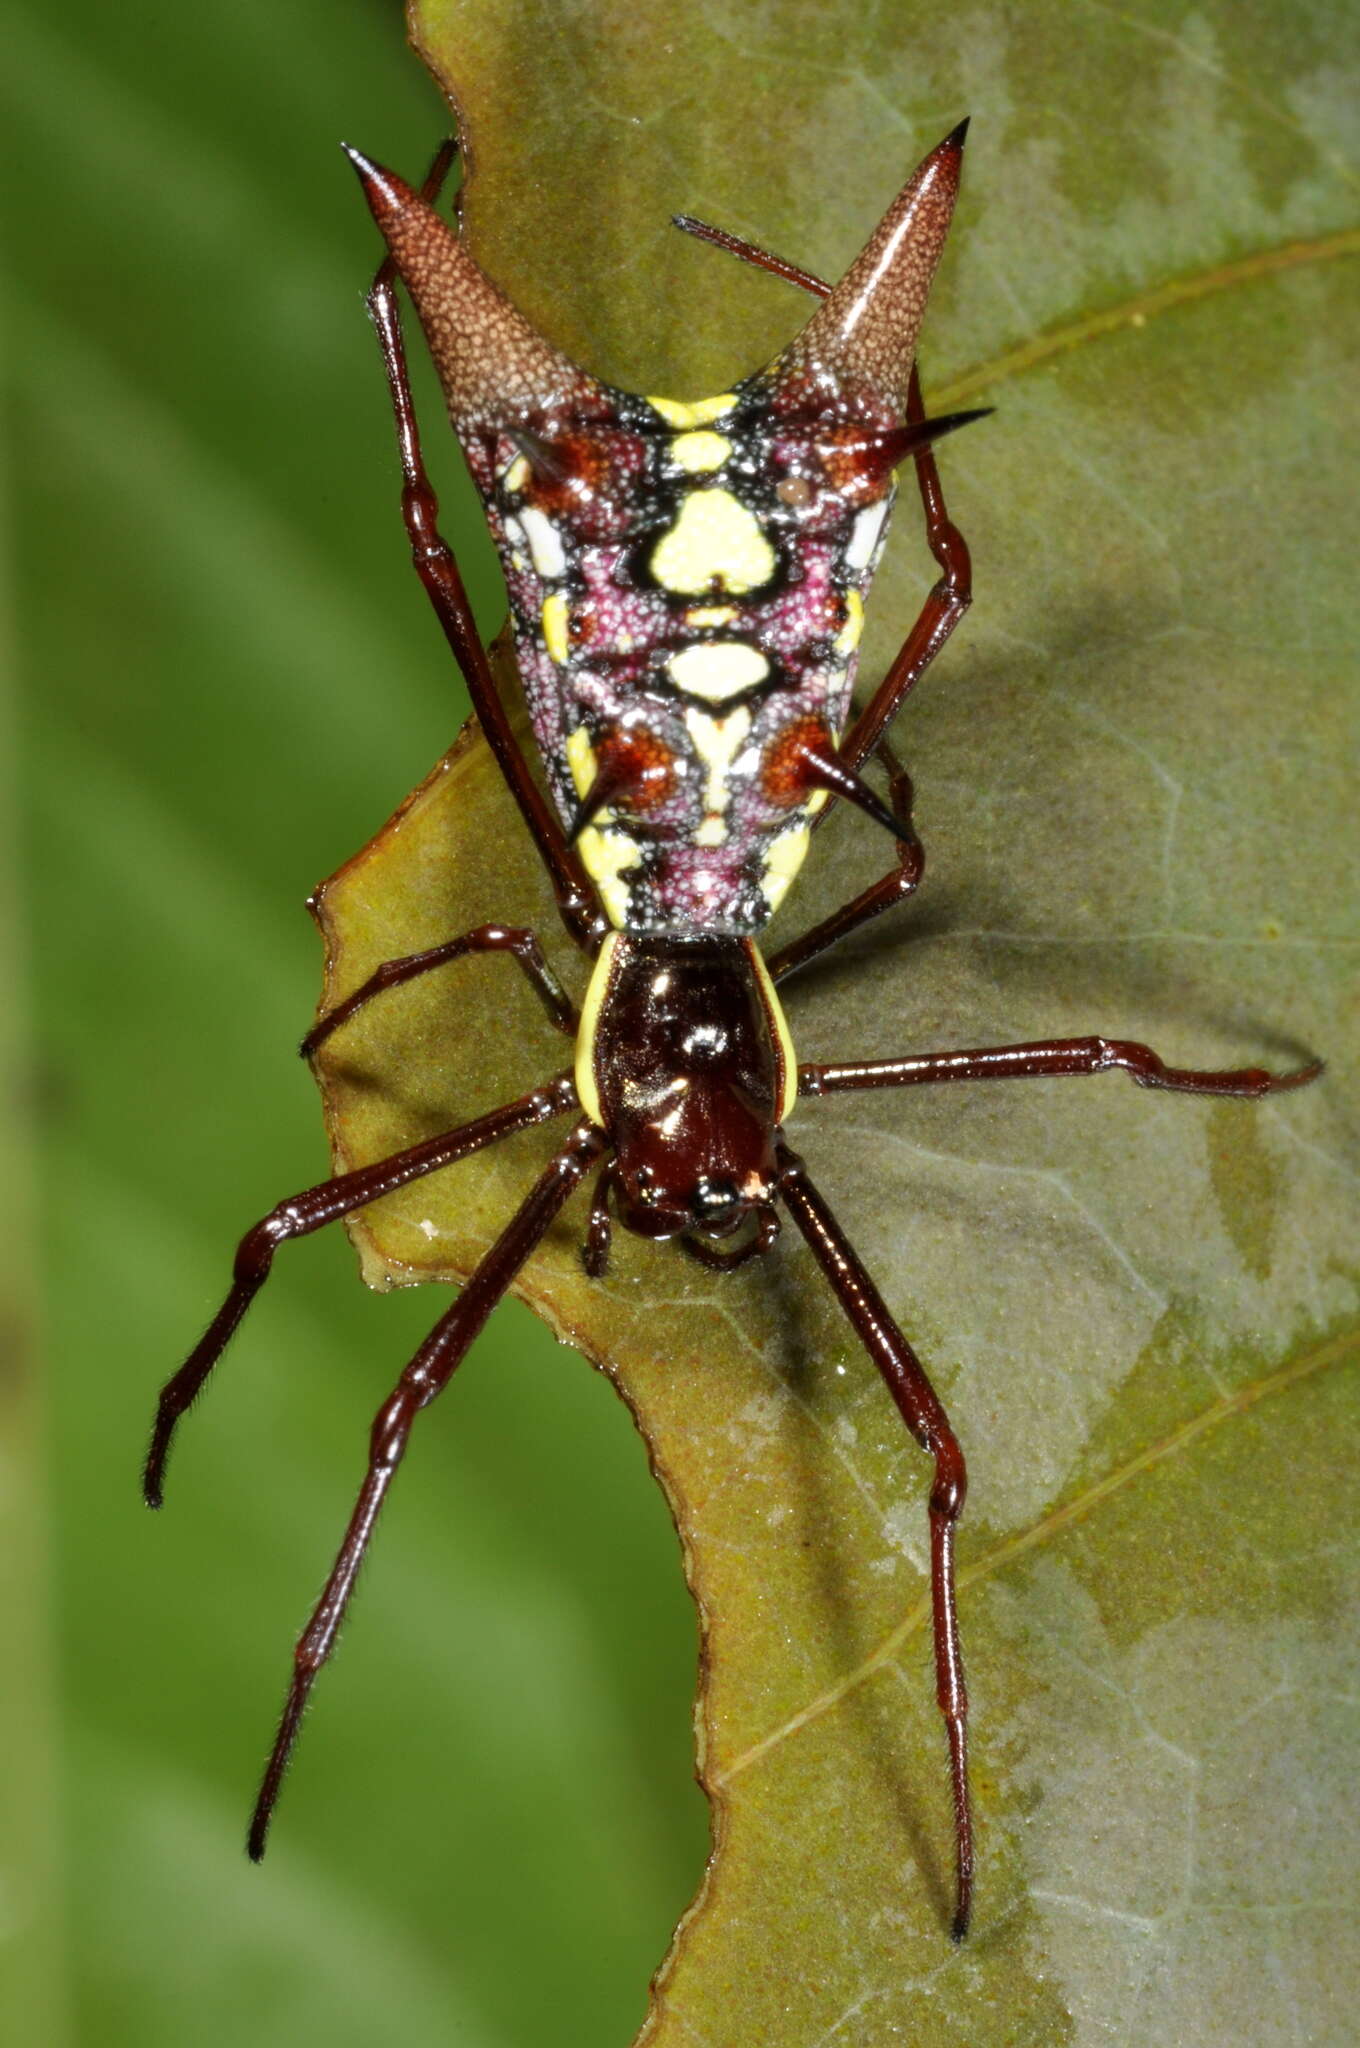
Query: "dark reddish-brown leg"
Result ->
[[673, 221, 973, 770], [671, 212, 833, 300], [301, 923, 576, 1057], [248, 1120, 607, 1858], [144, 1072, 579, 1505], [673, 216, 972, 981], [837, 362, 973, 779], [769, 363, 973, 979], [366, 164, 606, 953], [775, 1145, 973, 1942], [799, 1039, 1324, 1100], [767, 736, 923, 984], [583, 1161, 616, 1276]]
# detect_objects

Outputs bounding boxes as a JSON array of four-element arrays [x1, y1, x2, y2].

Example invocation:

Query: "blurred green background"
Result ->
[[4, 3, 708, 2043]]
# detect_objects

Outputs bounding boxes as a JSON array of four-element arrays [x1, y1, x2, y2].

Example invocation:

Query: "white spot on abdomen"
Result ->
[[519, 506, 568, 579], [845, 499, 889, 571]]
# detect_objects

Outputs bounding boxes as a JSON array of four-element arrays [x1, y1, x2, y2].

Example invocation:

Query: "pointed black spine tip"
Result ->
[[946, 407, 995, 440], [944, 115, 971, 152], [339, 142, 408, 217]]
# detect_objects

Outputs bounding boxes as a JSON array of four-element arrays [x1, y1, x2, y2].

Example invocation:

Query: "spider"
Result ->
[[145, 119, 1320, 1942]]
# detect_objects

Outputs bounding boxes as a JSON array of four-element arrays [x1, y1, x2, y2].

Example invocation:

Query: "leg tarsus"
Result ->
[[800, 1037, 1324, 1099], [246, 1121, 606, 1859], [776, 1146, 973, 1941], [669, 213, 832, 299], [769, 362, 974, 984], [144, 1073, 578, 1508]]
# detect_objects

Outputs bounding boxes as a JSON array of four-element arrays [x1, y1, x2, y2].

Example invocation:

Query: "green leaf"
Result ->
[[307, 1, 1360, 2038]]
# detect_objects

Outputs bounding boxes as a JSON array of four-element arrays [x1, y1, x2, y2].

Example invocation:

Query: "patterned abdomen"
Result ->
[[465, 376, 900, 935]]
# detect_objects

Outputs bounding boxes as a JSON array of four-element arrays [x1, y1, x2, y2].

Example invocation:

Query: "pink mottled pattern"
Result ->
[[462, 379, 901, 935]]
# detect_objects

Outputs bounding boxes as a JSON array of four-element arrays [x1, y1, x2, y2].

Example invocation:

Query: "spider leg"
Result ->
[[365, 204, 606, 954], [766, 363, 971, 982], [838, 361, 973, 777], [300, 922, 576, 1057], [582, 1160, 617, 1277], [767, 737, 922, 984], [799, 1038, 1325, 1099], [144, 1072, 579, 1506], [670, 213, 832, 299], [247, 1119, 607, 1859], [775, 1145, 973, 1942]]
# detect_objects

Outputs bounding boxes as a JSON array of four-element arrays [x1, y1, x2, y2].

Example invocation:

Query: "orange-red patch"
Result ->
[[596, 727, 677, 814], [760, 716, 829, 807], [818, 425, 893, 507]]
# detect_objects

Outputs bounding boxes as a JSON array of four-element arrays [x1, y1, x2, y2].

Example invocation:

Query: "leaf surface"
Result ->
[[309, 2, 1360, 2038]]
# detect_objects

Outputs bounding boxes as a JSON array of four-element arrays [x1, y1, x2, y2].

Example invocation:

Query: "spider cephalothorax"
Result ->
[[347, 126, 979, 936]]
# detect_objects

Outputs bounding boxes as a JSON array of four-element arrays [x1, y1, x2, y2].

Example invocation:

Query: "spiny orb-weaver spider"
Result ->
[[146, 117, 1321, 1942]]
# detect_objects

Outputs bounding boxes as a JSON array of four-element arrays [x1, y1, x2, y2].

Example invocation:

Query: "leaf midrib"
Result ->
[[937, 224, 1360, 408]]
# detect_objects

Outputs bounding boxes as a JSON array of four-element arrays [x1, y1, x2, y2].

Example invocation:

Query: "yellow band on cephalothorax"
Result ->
[[749, 943, 799, 1126], [574, 932, 621, 1128]]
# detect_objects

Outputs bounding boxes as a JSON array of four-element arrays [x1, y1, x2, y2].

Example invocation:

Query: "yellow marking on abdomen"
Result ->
[[566, 723, 597, 797], [519, 505, 567, 578], [685, 605, 738, 628], [647, 392, 737, 428], [835, 588, 864, 655], [542, 592, 570, 664], [650, 489, 776, 597], [684, 704, 752, 814], [668, 641, 769, 703], [576, 825, 642, 929], [762, 822, 812, 917], [671, 430, 731, 473]]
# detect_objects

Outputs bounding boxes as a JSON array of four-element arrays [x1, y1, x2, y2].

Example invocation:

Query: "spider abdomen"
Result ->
[[469, 385, 901, 935]]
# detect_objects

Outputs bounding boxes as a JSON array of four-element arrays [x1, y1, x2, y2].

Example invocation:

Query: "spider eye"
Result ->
[[691, 1177, 742, 1228]]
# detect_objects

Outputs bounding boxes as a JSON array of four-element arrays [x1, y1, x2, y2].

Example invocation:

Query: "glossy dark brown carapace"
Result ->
[[579, 934, 792, 1242]]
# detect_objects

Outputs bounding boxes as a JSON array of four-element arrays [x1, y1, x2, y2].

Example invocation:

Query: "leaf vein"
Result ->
[[936, 227, 1360, 407], [717, 1324, 1359, 1781]]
